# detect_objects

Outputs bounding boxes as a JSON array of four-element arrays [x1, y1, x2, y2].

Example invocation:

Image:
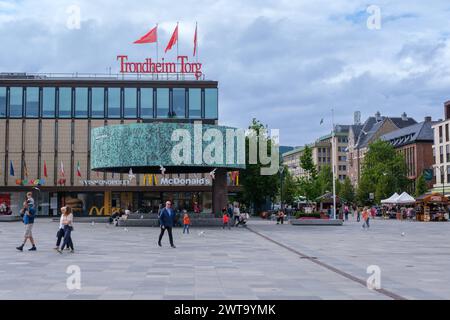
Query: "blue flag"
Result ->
[[9, 161, 14, 176]]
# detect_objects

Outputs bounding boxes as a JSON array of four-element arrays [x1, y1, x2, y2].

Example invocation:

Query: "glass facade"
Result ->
[[172, 88, 186, 118], [26, 87, 39, 118], [189, 88, 201, 118], [108, 88, 121, 118], [156, 88, 169, 118], [75, 87, 88, 118], [124, 88, 137, 118], [205, 88, 218, 119], [59, 87, 72, 118], [42, 87, 55, 117], [0, 86, 218, 120], [0, 87, 6, 118], [9, 87, 23, 118], [140, 88, 153, 119], [91, 88, 104, 118]]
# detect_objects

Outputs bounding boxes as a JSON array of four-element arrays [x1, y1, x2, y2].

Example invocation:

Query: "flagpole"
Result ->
[[196, 22, 198, 63], [332, 108, 337, 220], [156, 23, 159, 63], [176, 21, 179, 58]]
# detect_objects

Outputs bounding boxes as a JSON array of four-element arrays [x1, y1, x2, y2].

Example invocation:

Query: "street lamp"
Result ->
[[279, 166, 285, 211]]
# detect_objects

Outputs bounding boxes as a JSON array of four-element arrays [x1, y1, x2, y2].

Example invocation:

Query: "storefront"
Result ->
[[415, 193, 449, 222]]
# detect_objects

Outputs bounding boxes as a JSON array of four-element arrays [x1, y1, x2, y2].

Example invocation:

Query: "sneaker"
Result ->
[[171, 245, 176, 248], [16, 246, 23, 251], [53, 247, 59, 251], [56, 248, 63, 254], [69, 249, 75, 253], [28, 246, 37, 251], [158, 242, 162, 247]]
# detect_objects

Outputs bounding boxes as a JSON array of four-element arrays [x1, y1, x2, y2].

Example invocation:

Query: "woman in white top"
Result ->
[[57, 206, 74, 253]]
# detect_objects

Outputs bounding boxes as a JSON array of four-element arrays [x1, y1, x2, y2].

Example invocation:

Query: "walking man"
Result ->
[[158, 201, 176, 248], [16, 201, 37, 251]]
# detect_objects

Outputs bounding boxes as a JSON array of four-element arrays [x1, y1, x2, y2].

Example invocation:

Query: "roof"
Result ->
[[355, 116, 417, 148], [380, 120, 437, 148], [282, 146, 306, 157]]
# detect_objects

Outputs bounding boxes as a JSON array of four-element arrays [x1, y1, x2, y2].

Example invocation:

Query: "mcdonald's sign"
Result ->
[[89, 206, 105, 216], [142, 174, 159, 186]]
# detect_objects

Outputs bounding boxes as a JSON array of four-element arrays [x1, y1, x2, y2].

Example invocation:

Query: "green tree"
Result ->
[[239, 119, 279, 214], [356, 139, 408, 205], [339, 176, 354, 204], [300, 145, 317, 180], [415, 174, 428, 197], [316, 165, 333, 195], [281, 167, 298, 205]]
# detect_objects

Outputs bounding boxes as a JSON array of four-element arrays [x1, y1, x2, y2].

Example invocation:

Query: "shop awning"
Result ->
[[381, 193, 400, 204]]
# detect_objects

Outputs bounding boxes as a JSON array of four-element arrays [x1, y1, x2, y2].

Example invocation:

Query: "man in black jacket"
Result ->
[[158, 201, 176, 248]]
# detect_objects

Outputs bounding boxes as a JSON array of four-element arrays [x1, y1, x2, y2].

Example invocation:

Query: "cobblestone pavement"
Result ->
[[1, 217, 448, 300]]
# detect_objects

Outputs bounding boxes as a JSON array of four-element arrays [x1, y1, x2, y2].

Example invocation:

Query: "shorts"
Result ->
[[24, 223, 34, 237]]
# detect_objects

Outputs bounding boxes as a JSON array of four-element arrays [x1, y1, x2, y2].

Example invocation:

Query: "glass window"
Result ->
[[91, 88, 104, 118], [108, 88, 121, 118], [156, 88, 169, 118], [42, 87, 55, 117], [188, 88, 201, 118], [9, 87, 23, 118], [140, 88, 153, 119], [124, 88, 137, 118], [26, 87, 39, 118], [172, 88, 186, 118], [74, 88, 88, 118], [0, 87, 6, 118], [205, 88, 218, 119], [58, 87, 72, 118]]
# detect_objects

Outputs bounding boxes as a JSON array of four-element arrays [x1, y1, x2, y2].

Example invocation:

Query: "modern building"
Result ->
[[347, 111, 417, 187], [0, 73, 242, 216], [432, 101, 450, 195], [381, 116, 436, 191]]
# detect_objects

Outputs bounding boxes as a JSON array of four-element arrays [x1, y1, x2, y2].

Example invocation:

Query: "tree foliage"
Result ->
[[415, 174, 428, 197]]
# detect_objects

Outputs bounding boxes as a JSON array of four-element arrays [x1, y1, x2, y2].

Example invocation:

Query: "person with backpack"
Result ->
[[158, 201, 176, 248], [16, 201, 37, 251]]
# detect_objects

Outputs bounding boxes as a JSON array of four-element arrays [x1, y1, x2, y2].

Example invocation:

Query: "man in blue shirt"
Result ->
[[16, 201, 37, 251], [158, 201, 176, 248]]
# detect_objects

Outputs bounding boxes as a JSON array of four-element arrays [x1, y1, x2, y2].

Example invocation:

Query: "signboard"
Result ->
[[424, 169, 433, 181], [81, 180, 131, 186], [369, 193, 375, 200], [160, 177, 210, 186], [117, 55, 203, 79]]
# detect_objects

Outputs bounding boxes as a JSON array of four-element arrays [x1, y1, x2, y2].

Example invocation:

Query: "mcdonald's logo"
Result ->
[[89, 206, 105, 216], [142, 174, 159, 186]]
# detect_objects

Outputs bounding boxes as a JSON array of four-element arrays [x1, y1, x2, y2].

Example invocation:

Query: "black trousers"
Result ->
[[158, 226, 174, 246]]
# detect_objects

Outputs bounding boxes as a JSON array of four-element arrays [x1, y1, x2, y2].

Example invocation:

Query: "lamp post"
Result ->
[[279, 166, 285, 211], [331, 109, 337, 220]]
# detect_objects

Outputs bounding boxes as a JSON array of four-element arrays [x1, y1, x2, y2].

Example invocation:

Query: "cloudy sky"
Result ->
[[1, 0, 450, 146]]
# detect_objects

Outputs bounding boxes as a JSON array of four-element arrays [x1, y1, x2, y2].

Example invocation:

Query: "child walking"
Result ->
[[183, 211, 190, 234], [222, 208, 230, 229]]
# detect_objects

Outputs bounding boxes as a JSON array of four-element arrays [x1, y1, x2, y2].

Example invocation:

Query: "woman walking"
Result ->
[[57, 206, 74, 253]]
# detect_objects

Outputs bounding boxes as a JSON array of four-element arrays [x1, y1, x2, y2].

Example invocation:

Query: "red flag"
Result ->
[[165, 24, 178, 53], [43, 161, 48, 178], [133, 26, 157, 44], [193, 23, 198, 56]]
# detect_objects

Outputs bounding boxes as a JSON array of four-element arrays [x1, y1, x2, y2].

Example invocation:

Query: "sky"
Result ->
[[1, 0, 450, 147]]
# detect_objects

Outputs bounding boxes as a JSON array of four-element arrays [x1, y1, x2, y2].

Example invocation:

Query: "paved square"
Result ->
[[0, 217, 449, 300]]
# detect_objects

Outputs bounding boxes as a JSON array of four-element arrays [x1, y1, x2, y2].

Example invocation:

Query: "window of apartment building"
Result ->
[[446, 124, 449, 142], [439, 126, 443, 143], [107, 88, 121, 118], [172, 88, 186, 118], [124, 88, 137, 118], [9, 87, 23, 118], [58, 87, 72, 118], [0, 87, 6, 118], [440, 146, 444, 163], [338, 156, 347, 162], [447, 145, 450, 164], [91, 88, 105, 118], [42, 87, 56, 117], [447, 165, 450, 184], [441, 168, 445, 185], [188, 88, 201, 118], [25, 87, 39, 118], [75, 87, 88, 118], [433, 147, 436, 164], [140, 88, 153, 118]]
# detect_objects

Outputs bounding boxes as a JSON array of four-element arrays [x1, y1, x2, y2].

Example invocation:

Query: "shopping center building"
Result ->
[[0, 73, 243, 216]]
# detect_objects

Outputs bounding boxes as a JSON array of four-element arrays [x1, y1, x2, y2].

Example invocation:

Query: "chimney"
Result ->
[[445, 101, 450, 120], [401, 112, 408, 121], [375, 111, 382, 122], [424, 116, 432, 122]]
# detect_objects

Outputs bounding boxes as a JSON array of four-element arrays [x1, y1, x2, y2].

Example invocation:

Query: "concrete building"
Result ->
[[431, 101, 450, 195]]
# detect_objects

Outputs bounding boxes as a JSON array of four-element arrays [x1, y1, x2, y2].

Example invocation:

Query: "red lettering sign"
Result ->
[[117, 55, 203, 79]]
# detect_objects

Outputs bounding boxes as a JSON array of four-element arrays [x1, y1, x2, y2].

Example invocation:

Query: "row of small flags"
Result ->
[[3, 160, 87, 178]]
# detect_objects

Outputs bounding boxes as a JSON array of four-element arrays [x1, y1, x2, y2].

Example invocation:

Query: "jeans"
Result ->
[[183, 224, 190, 234], [158, 226, 174, 246], [56, 228, 64, 247], [357, 214, 360, 222], [61, 225, 74, 250]]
